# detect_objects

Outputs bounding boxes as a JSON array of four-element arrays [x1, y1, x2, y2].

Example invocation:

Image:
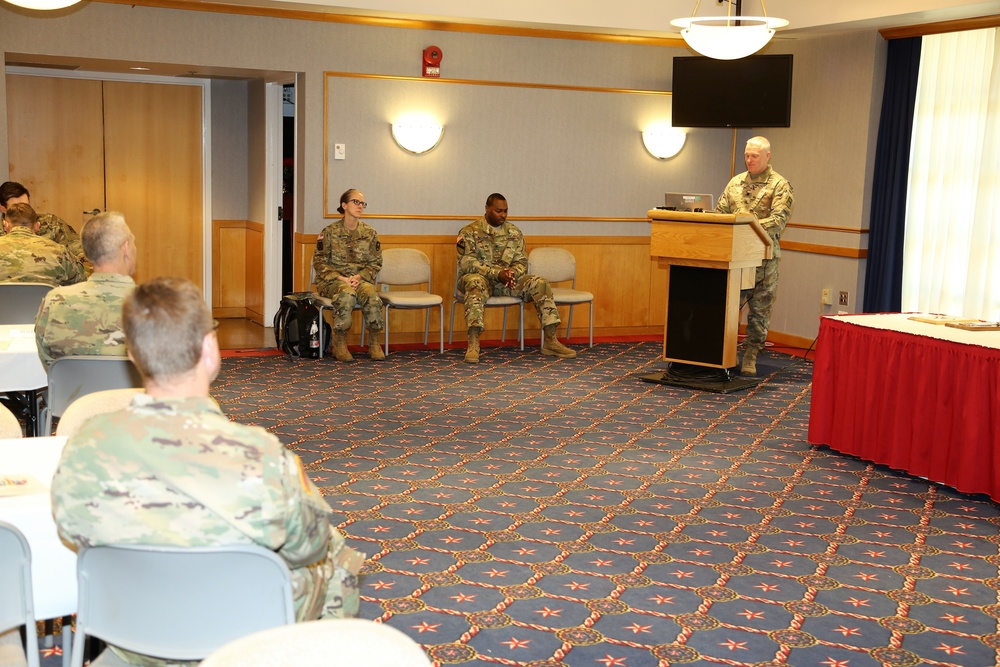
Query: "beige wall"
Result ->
[[0, 3, 887, 342]]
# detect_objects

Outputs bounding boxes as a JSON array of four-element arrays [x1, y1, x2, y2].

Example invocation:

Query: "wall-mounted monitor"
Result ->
[[671, 54, 793, 128]]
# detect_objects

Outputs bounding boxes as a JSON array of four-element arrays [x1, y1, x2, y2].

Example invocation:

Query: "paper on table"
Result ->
[[0, 473, 48, 496]]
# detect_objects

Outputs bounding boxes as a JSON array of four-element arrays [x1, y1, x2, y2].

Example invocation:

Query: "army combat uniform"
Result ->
[[716, 165, 794, 352], [0, 212, 89, 273], [0, 226, 85, 286], [51, 394, 364, 666], [456, 217, 562, 331], [312, 218, 384, 333], [34, 272, 135, 370]]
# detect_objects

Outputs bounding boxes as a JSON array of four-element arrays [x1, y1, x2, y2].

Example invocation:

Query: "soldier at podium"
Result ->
[[715, 136, 794, 376]]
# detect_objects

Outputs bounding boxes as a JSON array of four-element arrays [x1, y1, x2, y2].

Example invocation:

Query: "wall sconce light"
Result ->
[[642, 127, 687, 160], [390, 116, 444, 155]]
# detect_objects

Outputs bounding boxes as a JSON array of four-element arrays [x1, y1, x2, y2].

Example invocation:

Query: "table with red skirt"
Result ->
[[808, 313, 1000, 499]]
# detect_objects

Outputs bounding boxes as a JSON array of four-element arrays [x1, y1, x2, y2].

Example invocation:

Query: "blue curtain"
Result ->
[[863, 37, 922, 313]]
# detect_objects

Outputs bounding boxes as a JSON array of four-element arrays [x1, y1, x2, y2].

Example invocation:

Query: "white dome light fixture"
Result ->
[[4, 0, 82, 9], [390, 114, 444, 155], [671, 0, 787, 60], [641, 126, 687, 160]]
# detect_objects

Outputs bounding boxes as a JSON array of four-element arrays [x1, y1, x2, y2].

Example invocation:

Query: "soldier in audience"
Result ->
[[715, 136, 794, 376], [456, 193, 577, 364], [0, 202, 85, 286], [34, 212, 137, 370], [0, 181, 88, 272], [51, 276, 363, 666], [312, 188, 384, 362]]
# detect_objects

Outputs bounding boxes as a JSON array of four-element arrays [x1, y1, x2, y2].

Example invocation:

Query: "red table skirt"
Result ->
[[808, 316, 1000, 498]]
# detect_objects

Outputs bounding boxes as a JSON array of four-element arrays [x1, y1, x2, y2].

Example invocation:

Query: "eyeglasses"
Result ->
[[348, 199, 368, 209]]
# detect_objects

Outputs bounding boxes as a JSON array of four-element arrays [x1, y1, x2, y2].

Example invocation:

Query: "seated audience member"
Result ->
[[34, 212, 137, 370], [456, 193, 577, 363], [312, 188, 384, 361], [0, 181, 88, 271], [0, 202, 84, 286], [51, 277, 364, 666]]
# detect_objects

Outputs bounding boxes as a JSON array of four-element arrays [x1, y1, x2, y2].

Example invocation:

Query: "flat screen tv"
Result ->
[[671, 54, 793, 128]]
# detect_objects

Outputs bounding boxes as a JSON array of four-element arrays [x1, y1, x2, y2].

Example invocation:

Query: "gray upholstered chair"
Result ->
[[449, 265, 524, 351], [0, 404, 23, 439], [0, 521, 40, 667], [527, 247, 595, 348], [41, 357, 142, 436], [379, 249, 444, 354], [71, 544, 295, 667], [54, 388, 143, 438], [0, 283, 53, 326]]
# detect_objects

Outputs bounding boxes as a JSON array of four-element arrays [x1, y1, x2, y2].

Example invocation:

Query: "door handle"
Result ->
[[84, 208, 102, 216]]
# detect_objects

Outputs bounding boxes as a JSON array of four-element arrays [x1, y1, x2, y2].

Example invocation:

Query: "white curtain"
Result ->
[[903, 28, 1000, 321]]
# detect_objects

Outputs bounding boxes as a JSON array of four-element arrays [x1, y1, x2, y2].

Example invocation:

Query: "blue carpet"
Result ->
[[38, 342, 1000, 666]]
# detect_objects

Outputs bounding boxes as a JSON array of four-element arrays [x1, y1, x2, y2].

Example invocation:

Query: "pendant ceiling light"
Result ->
[[671, 0, 787, 60], [4, 0, 82, 8]]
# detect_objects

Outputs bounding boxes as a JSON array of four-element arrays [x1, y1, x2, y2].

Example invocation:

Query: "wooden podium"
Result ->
[[648, 209, 772, 370]]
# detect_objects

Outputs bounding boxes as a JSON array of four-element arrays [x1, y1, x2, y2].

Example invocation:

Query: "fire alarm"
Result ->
[[422, 46, 443, 78]]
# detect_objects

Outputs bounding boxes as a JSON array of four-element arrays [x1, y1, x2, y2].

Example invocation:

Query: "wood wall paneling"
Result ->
[[103, 80, 203, 287], [245, 222, 265, 325], [6, 75, 106, 230]]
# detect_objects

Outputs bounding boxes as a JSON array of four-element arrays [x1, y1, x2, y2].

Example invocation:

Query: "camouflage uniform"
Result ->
[[0, 226, 85, 286], [312, 218, 383, 332], [456, 217, 561, 330], [34, 272, 135, 370], [51, 394, 364, 667], [716, 165, 794, 347], [0, 212, 88, 272]]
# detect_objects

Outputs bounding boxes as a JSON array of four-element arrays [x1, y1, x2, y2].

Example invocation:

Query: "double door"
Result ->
[[6, 74, 203, 288]]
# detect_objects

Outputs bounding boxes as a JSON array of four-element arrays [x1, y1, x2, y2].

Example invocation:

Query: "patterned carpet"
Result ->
[[36, 341, 1000, 666]]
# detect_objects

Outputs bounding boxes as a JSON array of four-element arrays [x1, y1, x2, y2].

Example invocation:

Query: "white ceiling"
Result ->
[[253, 0, 1000, 38]]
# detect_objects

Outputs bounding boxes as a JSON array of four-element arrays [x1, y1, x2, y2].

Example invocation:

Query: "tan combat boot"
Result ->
[[332, 330, 353, 362], [464, 327, 481, 364], [741, 345, 760, 376], [368, 329, 385, 361], [541, 324, 577, 359]]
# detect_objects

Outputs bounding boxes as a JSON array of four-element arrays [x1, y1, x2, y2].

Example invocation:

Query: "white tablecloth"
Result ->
[[0, 436, 76, 620], [0, 325, 47, 392], [829, 313, 1000, 349]]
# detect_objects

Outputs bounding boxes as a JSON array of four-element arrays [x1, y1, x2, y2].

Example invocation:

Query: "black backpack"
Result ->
[[273, 292, 330, 358]]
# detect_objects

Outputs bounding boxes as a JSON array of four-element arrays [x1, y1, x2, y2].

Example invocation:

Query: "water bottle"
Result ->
[[309, 320, 319, 350]]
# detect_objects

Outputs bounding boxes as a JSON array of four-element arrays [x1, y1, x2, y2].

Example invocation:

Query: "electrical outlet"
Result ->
[[381, 284, 390, 292], [839, 291, 849, 306], [821, 288, 832, 305]]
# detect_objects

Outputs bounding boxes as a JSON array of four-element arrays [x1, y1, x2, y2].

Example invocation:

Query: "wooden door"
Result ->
[[103, 81, 203, 287], [6, 76, 204, 289], [6, 75, 106, 230]]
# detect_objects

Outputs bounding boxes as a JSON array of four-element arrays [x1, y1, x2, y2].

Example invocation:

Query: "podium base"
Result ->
[[640, 363, 764, 394]]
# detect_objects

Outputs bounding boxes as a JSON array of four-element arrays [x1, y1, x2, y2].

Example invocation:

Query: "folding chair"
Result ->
[[527, 247, 595, 347], [0, 283, 53, 325], [0, 403, 23, 438], [379, 249, 444, 354], [449, 265, 524, 351], [54, 388, 143, 438], [71, 544, 295, 667], [0, 521, 40, 667], [309, 267, 363, 359], [40, 357, 142, 436], [201, 619, 432, 667]]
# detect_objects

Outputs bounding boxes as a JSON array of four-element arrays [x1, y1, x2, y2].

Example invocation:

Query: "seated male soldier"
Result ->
[[51, 276, 364, 666]]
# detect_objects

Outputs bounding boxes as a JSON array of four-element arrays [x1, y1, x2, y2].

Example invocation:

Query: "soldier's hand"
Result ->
[[498, 268, 516, 288]]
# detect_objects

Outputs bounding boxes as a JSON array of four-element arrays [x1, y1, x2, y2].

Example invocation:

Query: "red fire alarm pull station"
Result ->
[[423, 46, 443, 78]]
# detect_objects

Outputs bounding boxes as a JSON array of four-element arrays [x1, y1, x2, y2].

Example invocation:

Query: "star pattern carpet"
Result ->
[[36, 342, 1000, 667]]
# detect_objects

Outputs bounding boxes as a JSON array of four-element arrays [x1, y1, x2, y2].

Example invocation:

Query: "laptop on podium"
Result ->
[[662, 192, 714, 212]]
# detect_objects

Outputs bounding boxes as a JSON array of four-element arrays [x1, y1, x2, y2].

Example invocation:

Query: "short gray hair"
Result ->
[[746, 136, 771, 153], [82, 211, 132, 265]]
